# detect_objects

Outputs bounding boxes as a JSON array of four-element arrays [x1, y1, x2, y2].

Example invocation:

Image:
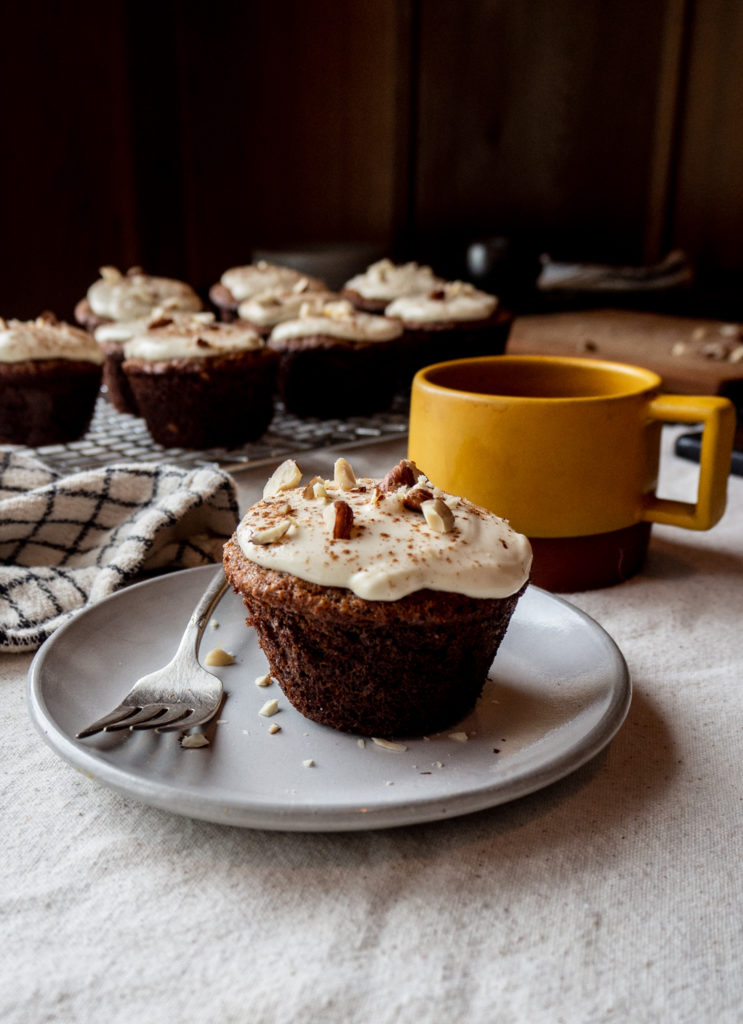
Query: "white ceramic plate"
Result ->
[[27, 565, 630, 831]]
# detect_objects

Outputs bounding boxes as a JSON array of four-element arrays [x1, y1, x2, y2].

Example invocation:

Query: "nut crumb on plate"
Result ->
[[181, 734, 210, 748], [204, 647, 235, 666]]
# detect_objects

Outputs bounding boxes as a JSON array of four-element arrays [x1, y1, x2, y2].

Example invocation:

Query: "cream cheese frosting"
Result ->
[[220, 261, 325, 302], [123, 314, 264, 361], [237, 288, 338, 328], [235, 459, 532, 601], [95, 309, 215, 345], [0, 316, 104, 364], [87, 267, 202, 321], [344, 259, 445, 301], [386, 281, 498, 323], [269, 300, 403, 344]]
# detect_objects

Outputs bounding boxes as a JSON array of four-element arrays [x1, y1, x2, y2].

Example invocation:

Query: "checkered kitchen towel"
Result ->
[[0, 449, 239, 653]]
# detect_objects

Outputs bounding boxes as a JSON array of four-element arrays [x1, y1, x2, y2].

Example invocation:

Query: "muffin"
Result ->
[[74, 265, 202, 333], [236, 284, 338, 337], [209, 261, 327, 322], [122, 313, 278, 449], [0, 312, 103, 446], [385, 280, 512, 381], [223, 456, 532, 737], [342, 258, 446, 313], [266, 299, 404, 418]]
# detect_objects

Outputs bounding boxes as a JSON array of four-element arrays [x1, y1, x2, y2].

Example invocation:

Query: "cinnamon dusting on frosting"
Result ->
[[235, 459, 532, 601]]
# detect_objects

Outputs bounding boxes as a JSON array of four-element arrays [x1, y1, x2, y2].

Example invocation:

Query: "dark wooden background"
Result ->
[[2, 0, 742, 321]]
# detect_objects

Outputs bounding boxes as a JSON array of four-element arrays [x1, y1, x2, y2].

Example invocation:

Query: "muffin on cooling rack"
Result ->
[[75, 265, 203, 333], [122, 312, 278, 449], [0, 312, 103, 446], [341, 258, 446, 314], [236, 285, 338, 337], [385, 280, 512, 382], [209, 261, 327, 322], [266, 298, 404, 418], [223, 456, 532, 737]]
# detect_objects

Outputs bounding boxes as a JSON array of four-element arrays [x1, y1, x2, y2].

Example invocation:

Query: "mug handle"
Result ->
[[642, 393, 736, 529]]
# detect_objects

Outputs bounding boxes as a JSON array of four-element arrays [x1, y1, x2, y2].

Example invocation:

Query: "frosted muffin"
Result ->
[[75, 265, 203, 333], [236, 285, 338, 337], [209, 261, 327, 322], [341, 258, 446, 313], [122, 313, 278, 448], [0, 313, 103, 446], [223, 457, 532, 736], [267, 299, 404, 418], [385, 281, 512, 381]]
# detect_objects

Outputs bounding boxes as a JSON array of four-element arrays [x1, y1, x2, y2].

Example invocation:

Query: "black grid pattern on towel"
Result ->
[[0, 450, 239, 653]]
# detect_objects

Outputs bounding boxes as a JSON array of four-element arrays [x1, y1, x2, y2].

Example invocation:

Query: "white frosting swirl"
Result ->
[[236, 463, 532, 601], [0, 317, 104, 365], [270, 300, 403, 344], [237, 289, 337, 328], [386, 281, 497, 323], [123, 315, 264, 361], [344, 259, 445, 301], [95, 309, 215, 345], [87, 267, 202, 320], [220, 261, 325, 302]]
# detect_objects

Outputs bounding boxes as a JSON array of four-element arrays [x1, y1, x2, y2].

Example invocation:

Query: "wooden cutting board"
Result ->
[[508, 309, 743, 405]]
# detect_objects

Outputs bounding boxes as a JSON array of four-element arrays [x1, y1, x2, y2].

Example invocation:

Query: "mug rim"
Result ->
[[413, 354, 663, 402]]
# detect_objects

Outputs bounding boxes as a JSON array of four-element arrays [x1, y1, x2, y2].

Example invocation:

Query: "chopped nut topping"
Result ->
[[329, 499, 354, 540], [255, 673, 272, 687], [402, 485, 434, 512], [333, 457, 357, 490], [204, 647, 235, 666], [268, 723, 281, 734], [421, 498, 455, 533], [448, 731, 469, 742], [148, 315, 174, 329], [302, 475, 328, 501], [250, 519, 292, 545], [263, 459, 302, 499], [303, 758, 315, 767], [292, 277, 310, 294], [99, 265, 122, 283], [259, 699, 280, 717], [378, 459, 421, 494]]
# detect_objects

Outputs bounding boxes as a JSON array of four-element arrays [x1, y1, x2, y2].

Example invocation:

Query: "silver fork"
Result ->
[[77, 568, 230, 739]]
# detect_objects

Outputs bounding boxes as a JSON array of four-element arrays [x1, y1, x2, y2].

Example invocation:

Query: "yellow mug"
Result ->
[[408, 355, 736, 591]]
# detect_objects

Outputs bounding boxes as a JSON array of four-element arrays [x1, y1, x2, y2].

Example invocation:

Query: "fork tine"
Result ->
[[104, 704, 176, 730], [135, 706, 195, 731], [155, 705, 217, 732], [76, 705, 140, 738]]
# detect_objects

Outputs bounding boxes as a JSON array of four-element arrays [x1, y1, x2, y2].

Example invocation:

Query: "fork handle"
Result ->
[[174, 567, 231, 664]]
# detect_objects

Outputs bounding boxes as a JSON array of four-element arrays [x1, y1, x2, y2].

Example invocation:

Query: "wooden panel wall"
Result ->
[[0, 1, 741, 322]]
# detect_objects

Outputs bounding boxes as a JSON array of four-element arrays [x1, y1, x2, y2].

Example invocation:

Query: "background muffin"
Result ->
[[385, 280, 512, 381], [209, 261, 327, 322], [236, 285, 338, 336], [341, 258, 446, 313], [0, 312, 103, 446], [266, 299, 404, 418], [224, 457, 532, 737], [74, 265, 202, 333], [122, 314, 278, 448]]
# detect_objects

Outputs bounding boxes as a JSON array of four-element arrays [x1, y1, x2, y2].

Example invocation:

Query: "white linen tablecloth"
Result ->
[[2, 428, 741, 1024]]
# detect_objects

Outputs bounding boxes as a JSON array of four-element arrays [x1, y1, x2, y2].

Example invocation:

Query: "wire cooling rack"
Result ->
[[18, 394, 410, 475]]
